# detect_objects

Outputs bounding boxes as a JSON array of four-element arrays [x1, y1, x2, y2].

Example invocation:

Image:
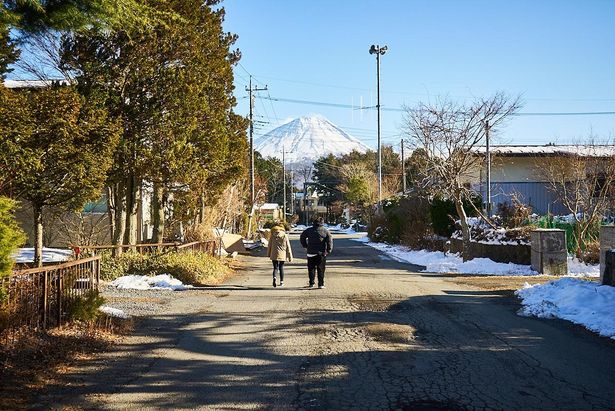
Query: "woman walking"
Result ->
[[267, 222, 293, 287]]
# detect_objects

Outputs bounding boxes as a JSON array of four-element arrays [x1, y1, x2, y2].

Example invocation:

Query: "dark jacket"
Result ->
[[300, 222, 333, 255]]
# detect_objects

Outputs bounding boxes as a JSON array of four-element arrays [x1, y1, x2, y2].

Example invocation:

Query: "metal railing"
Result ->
[[74, 240, 217, 257], [1, 256, 101, 331]]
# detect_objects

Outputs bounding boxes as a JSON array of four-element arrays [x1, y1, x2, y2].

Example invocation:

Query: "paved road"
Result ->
[[39, 234, 615, 410]]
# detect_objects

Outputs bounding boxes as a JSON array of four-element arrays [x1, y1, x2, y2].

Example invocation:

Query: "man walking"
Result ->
[[299, 217, 333, 289]]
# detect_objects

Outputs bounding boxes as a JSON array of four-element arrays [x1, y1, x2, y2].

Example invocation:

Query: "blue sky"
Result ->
[[222, 0, 615, 150]]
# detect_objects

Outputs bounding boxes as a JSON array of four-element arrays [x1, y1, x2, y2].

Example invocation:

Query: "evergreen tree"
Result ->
[[61, 0, 247, 244], [0, 197, 25, 285], [0, 86, 120, 266]]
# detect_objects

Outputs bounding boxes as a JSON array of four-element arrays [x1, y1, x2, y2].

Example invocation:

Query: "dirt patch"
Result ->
[[0, 322, 126, 408], [348, 293, 404, 312], [364, 322, 416, 345], [444, 275, 566, 295]]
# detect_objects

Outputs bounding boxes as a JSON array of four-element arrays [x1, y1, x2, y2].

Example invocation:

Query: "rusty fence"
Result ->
[[1, 256, 101, 331], [74, 240, 217, 257]]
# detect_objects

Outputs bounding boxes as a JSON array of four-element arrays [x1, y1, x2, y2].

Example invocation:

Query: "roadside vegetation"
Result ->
[[101, 251, 233, 285]]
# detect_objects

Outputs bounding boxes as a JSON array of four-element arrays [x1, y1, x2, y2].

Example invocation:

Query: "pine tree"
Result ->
[[0, 86, 120, 266], [61, 0, 248, 245], [0, 197, 25, 284]]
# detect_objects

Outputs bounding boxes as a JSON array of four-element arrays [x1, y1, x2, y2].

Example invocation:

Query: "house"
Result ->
[[470, 144, 615, 215], [257, 203, 282, 221]]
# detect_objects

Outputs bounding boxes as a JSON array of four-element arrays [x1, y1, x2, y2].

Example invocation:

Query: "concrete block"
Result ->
[[603, 249, 615, 286], [600, 226, 615, 281], [531, 229, 567, 275]]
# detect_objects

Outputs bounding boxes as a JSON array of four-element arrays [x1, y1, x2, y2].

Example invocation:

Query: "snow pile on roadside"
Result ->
[[516, 278, 615, 339], [567, 257, 600, 277], [99, 305, 130, 319], [451, 217, 530, 245], [13, 247, 73, 263], [356, 237, 600, 277], [356, 240, 537, 275], [110, 274, 192, 291]]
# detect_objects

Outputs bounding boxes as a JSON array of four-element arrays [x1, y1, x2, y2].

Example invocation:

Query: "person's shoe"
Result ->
[[308, 283, 314, 288], [318, 284, 325, 289], [273, 278, 277, 288], [280, 281, 284, 287]]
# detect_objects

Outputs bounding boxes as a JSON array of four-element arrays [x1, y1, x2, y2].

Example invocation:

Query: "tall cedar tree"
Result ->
[[61, 0, 247, 245], [1, 0, 159, 33], [0, 87, 120, 266]]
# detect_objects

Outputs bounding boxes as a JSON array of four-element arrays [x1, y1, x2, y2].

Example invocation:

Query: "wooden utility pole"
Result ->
[[282, 146, 286, 221], [245, 76, 267, 237], [401, 138, 407, 193], [485, 120, 492, 217]]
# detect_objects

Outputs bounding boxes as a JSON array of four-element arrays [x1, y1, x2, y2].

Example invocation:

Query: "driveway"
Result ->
[[37, 234, 615, 410]]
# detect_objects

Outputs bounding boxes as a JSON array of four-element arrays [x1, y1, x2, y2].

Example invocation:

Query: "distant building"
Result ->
[[257, 203, 282, 221], [469, 144, 615, 215]]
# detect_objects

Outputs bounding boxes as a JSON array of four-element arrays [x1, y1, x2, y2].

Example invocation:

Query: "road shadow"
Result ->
[[34, 291, 615, 410]]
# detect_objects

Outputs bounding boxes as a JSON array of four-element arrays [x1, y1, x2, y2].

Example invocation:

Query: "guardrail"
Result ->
[[1, 256, 101, 331]]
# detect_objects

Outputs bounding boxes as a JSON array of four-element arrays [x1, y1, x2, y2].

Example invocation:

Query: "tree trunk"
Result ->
[[152, 182, 165, 243], [106, 185, 116, 243], [112, 181, 127, 256], [33, 204, 44, 268], [198, 192, 206, 225], [124, 174, 139, 247], [454, 196, 471, 261]]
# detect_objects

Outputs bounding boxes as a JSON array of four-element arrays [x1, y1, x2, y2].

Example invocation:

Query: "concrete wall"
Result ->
[[448, 238, 531, 265]]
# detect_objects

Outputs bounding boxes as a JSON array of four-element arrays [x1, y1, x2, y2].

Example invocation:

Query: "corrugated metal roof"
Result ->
[[472, 144, 615, 157]]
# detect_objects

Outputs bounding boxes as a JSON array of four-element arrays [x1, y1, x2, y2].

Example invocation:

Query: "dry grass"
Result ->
[[0, 319, 129, 409], [443, 275, 577, 295], [364, 322, 416, 345]]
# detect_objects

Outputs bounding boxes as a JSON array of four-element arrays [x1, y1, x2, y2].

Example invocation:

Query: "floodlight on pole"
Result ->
[[369, 44, 387, 206]]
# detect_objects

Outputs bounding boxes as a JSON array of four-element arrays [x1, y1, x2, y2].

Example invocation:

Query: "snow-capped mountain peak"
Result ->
[[254, 115, 370, 164]]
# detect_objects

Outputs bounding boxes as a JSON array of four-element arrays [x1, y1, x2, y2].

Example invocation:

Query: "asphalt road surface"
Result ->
[[38, 233, 615, 410]]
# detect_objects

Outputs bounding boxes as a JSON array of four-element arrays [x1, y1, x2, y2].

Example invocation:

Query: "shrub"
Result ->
[[0, 197, 26, 280], [65, 290, 106, 323], [100, 252, 149, 281], [101, 251, 231, 285], [151, 252, 231, 285], [429, 195, 482, 237], [580, 240, 600, 264], [497, 197, 533, 229]]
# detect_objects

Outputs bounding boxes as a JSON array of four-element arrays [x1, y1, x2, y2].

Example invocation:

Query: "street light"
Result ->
[[369, 44, 387, 206]]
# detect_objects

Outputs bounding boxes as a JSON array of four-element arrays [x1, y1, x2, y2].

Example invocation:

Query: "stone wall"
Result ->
[[447, 238, 531, 265]]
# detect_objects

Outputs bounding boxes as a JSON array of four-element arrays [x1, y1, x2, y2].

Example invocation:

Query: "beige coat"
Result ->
[[267, 225, 293, 262]]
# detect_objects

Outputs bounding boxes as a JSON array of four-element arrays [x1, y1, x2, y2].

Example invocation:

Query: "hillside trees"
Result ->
[[402, 93, 520, 259], [61, 0, 247, 246]]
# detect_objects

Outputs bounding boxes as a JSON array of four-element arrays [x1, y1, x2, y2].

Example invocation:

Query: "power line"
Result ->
[[259, 95, 615, 117]]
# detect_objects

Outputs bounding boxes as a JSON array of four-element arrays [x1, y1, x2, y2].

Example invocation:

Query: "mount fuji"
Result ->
[[254, 115, 370, 165]]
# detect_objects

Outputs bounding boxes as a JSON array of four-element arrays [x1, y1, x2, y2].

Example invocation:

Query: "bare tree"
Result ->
[[402, 93, 521, 260], [544, 142, 615, 257]]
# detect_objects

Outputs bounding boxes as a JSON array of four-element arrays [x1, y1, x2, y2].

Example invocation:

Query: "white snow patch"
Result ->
[[354, 240, 537, 275], [110, 274, 192, 291], [14, 247, 73, 263], [567, 257, 599, 277], [515, 278, 615, 339], [99, 306, 130, 319]]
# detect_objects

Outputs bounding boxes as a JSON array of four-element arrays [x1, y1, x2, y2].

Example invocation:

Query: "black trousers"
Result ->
[[272, 260, 285, 281], [307, 254, 326, 286]]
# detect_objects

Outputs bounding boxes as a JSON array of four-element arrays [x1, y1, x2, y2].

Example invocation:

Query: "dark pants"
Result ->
[[272, 260, 285, 281], [307, 254, 326, 286]]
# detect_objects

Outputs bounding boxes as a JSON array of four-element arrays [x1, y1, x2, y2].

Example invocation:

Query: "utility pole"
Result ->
[[282, 146, 286, 222], [290, 169, 294, 216], [245, 76, 267, 236], [401, 139, 407, 193], [369, 44, 387, 206], [485, 120, 492, 218]]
